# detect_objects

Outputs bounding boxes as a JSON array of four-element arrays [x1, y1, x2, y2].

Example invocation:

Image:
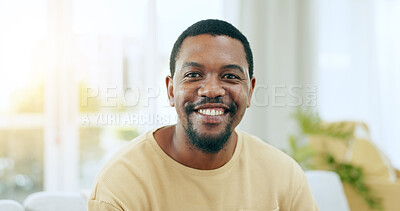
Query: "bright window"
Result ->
[[0, 0, 227, 202]]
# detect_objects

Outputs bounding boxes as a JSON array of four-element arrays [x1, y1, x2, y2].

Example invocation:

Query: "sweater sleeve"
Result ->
[[88, 200, 123, 211], [290, 170, 319, 211]]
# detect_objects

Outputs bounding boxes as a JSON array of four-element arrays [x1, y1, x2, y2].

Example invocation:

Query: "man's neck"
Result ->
[[153, 124, 238, 170]]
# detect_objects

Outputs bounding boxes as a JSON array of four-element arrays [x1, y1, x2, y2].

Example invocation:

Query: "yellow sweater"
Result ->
[[88, 128, 318, 211]]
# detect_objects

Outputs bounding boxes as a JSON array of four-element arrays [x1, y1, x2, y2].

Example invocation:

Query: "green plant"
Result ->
[[286, 135, 315, 170], [294, 109, 353, 140], [290, 109, 382, 210], [326, 154, 382, 210]]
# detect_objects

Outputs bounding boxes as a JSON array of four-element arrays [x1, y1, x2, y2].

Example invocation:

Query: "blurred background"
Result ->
[[0, 0, 399, 203]]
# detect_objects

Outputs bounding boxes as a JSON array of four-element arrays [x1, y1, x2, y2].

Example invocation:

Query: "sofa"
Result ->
[[308, 121, 400, 211]]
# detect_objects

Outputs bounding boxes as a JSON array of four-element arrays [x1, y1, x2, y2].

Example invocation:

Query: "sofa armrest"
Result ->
[[343, 179, 400, 211]]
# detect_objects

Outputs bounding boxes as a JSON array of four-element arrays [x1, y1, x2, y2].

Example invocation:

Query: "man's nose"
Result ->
[[197, 76, 226, 98]]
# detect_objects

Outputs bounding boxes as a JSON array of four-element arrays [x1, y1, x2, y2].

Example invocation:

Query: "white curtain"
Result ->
[[236, 0, 400, 168], [316, 0, 400, 168], [237, 0, 317, 150], [373, 0, 400, 168]]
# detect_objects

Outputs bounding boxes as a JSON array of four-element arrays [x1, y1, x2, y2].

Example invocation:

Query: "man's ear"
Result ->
[[166, 76, 175, 107], [247, 77, 256, 108]]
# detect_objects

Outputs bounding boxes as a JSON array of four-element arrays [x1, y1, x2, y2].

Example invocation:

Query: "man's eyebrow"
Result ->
[[181, 62, 244, 73], [181, 62, 204, 69], [222, 64, 244, 73]]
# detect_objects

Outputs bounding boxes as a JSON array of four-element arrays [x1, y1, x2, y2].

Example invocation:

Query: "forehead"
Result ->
[[176, 34, 248, 72]]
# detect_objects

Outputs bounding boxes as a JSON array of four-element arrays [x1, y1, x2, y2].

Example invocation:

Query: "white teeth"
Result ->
[[198, 109, 224, 116]]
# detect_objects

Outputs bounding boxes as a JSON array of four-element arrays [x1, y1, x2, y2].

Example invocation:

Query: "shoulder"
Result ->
[[236, 129, 307, 187], [237, 130, 317, 209], [89, 130, 156, 209], [96, 131, 153, 178], [237, 129, 299, 168]]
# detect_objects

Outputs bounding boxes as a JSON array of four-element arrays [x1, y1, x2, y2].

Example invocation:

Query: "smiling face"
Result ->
[[166, 34, 256, 153]]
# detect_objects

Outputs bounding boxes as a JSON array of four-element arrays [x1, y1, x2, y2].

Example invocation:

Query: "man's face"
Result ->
[[166, 34, 256, 153]]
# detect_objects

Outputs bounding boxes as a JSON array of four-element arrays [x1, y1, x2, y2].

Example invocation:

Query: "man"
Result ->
[[88, 19, 318, 211]]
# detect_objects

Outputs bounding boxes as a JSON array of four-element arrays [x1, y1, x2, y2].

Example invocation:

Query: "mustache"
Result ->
[[184, 97, 237, 114]]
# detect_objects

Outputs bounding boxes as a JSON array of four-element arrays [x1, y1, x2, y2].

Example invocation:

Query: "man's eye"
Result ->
[[223, 74, 239, 79], [186, 72, 201, 78]]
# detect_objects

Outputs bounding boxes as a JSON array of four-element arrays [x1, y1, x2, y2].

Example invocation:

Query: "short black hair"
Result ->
[[169, 19, 254, 78]]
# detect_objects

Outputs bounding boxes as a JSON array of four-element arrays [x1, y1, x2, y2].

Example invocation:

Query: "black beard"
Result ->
[[183, 97, 237, 154]]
